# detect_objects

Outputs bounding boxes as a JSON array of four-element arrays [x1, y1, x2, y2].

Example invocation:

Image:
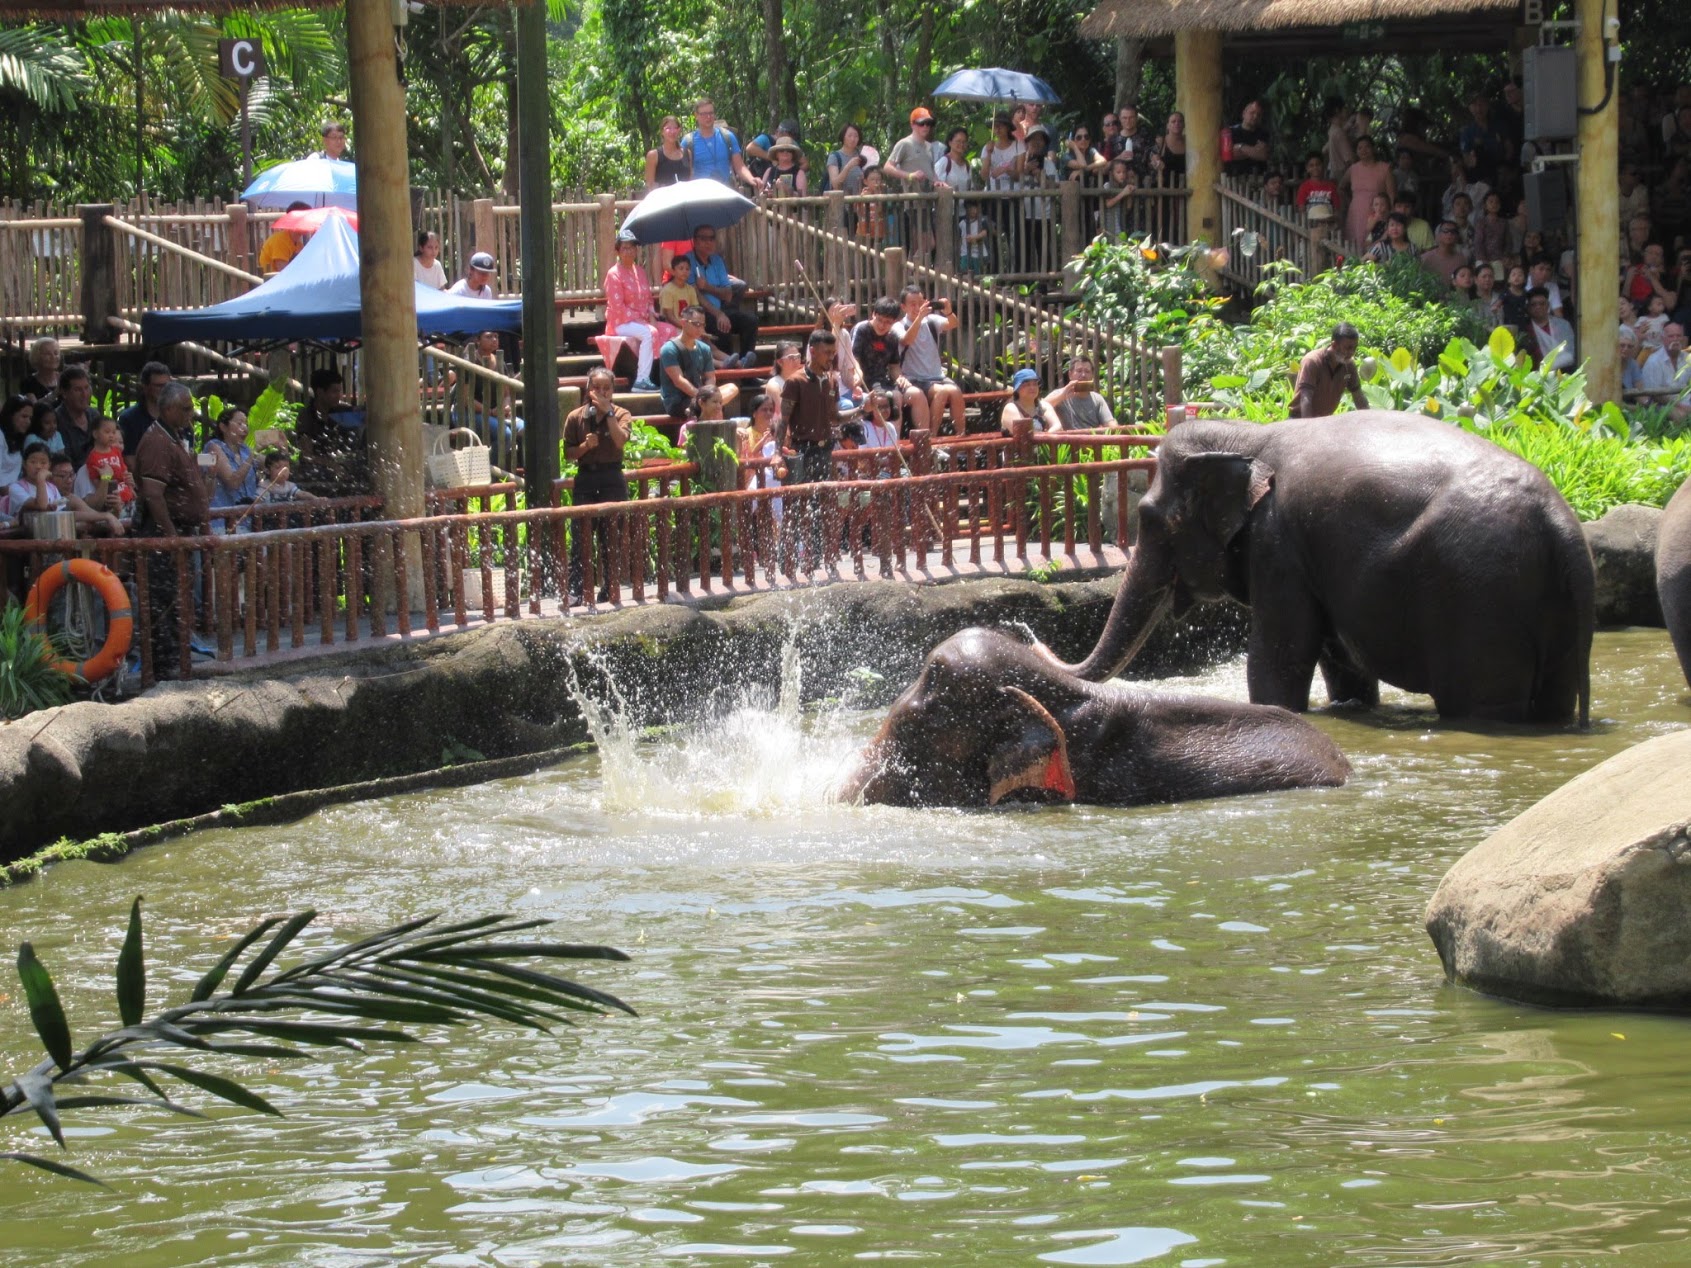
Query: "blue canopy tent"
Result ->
[[141, 214, 523, 350]]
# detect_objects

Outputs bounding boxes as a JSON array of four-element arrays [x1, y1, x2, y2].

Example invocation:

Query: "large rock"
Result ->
[[1425, 728, 1691, 1008], [1583, 503, 1663, 626]]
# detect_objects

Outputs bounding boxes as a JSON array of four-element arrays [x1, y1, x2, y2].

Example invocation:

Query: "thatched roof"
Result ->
[[1079, 0, 1517, 39]]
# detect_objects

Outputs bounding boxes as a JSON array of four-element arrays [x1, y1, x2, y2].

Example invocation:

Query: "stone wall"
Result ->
[[0, 577, 1247, 863]]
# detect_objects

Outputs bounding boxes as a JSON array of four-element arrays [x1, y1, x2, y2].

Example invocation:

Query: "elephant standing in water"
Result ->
[[838, 628, 1349, 808], [1051, 413, 1594, 725], [1659, 479, 1691, 689]]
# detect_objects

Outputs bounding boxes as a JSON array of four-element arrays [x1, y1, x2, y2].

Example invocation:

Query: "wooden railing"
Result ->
[[1214, 177, 1339, 290], [1, 434, 1154, 686], [755, 201, 1157, 416]]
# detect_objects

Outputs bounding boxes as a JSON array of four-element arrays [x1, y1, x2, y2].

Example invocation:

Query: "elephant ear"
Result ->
[[1182, 451, 1274, 546], [987, 686, 1077, 806]]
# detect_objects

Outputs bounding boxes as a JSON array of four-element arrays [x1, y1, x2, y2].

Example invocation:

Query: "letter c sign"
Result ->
[[218, 38, 266, 81]]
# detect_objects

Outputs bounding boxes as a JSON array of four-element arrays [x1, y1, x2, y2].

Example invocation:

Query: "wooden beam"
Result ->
[[1176, 29, 1222, 247], [346, 0, 424, 518], [1577, 0, 1618, 404], [515, 0, 560, 508]]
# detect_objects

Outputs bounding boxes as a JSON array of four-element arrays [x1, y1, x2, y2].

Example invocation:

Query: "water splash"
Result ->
[[563, 617, 868, 819]]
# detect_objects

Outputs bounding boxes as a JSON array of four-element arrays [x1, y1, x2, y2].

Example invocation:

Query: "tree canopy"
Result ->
[[0, 0, 1683, 205]]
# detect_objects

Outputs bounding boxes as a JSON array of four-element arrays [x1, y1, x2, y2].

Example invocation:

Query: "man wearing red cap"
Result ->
[[884, 106, 947, 260]]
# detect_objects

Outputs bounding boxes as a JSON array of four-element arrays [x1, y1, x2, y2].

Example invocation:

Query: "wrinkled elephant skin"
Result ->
[[838, 627, 1350, 808], [1059, 413, 1595, 725], [1659, 480, 1691, 690]]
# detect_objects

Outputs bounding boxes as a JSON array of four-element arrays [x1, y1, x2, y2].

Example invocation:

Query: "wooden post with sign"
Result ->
[[218, 38, 265, 188]]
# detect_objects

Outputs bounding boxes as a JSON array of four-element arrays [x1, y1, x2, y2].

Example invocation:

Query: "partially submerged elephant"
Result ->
[[1659, 479, 1691, 690], [1052, 413, 1595, 725], [837, 627, 1349, 808]]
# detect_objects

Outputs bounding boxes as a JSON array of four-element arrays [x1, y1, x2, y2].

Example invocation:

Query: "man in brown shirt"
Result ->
[[134, 381, 209, 679], [776, 330, 841, 474], [563, 366, 632, 603], [1290, 323, 1368, 418], [775, 330, 842, 571]]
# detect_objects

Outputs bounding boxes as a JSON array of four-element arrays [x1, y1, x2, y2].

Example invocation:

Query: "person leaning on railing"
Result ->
[[999, 368, 1043, 434], [1037, 357, 1117, 433], [133, 382, 208, 680]]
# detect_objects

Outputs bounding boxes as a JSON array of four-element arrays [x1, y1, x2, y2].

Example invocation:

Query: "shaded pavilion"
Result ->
[[1079, 0, 1621, 402]]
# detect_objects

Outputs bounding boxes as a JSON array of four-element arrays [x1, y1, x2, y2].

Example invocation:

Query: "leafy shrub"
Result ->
[[0, 599, 74, 720], [1230, 256, 1488, 375]]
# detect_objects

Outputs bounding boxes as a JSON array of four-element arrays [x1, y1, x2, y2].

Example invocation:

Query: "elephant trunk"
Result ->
[[1060, 539, 1176, 682]]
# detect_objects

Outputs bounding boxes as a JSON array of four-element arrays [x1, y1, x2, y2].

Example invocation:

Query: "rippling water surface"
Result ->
[[3, 630, 1691, 1266]]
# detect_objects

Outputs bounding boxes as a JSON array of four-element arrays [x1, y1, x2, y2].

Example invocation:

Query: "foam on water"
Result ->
[[564, 621, 871, 819]]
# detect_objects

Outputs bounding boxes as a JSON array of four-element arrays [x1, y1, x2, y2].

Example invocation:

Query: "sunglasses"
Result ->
[[915, 120, 934, 127]]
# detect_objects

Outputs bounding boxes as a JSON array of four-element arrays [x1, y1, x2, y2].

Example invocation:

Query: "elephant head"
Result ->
[[838, 631, 1079, 808], [1063, 442, 1274, 682]]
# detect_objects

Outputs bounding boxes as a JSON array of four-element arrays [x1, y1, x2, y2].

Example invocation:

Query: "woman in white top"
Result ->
[[983, 113, 1024, 192], [1323, 98, 1355, 184], [413, 230, 448, 289], [935, 128, 975, 191]]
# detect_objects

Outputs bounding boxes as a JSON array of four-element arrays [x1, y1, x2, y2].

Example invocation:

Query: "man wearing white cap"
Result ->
[[447, 252, 497, 301]]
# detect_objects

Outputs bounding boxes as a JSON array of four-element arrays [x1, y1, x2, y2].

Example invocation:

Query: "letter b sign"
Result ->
[[218, 38, 265, 80]]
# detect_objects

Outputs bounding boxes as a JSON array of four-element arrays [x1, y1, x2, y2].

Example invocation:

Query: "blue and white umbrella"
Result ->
[[618, 178, 757, 246], [932, 68, 1060, 106], [241, 157, 358, 210]]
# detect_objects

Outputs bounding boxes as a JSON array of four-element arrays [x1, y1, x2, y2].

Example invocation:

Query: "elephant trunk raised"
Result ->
[[1058, 528, 1176, 682]]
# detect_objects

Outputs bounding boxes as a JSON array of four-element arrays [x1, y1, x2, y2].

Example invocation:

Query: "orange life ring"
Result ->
[[23, 558, 134, 683]]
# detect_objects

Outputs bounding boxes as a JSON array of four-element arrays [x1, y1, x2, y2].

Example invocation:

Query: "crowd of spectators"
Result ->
[[1223, 83, 1691, 406], [639, 98, 1192, 276]]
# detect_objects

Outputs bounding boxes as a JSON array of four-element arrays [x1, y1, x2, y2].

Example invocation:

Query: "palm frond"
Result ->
[[0, 26, 90, 113], [2, 903, 632, 1184]]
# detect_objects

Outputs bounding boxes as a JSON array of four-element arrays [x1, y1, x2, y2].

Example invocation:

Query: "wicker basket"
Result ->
[[427, 427, 491, 490]]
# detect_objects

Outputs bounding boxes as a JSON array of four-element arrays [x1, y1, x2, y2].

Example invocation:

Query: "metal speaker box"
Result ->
[[1523, 45, 1578, 141], [1524, 168, 1571, 233]]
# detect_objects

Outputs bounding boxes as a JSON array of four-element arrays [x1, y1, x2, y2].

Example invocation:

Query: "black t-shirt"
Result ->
[[117, 403, 157, 457], [851, 321, 902, 388], [1227, 124, 1269, 176]]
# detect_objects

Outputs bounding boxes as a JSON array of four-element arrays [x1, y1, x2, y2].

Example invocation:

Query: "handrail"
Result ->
[[426, 342, 526, 392], [1214, 179, 1315, 240], [107, 315, 304, 393], [105, 215, 263, 287], [0, 217, 79, 230], [756, 200, 1137, 361]]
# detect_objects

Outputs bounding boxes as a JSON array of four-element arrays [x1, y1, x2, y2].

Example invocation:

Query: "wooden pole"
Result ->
[[346, 0, 423, 522], [1176, 29, 1223, 247], [1576, 0, 1619, 404], [78, 204, 116, 346], [516, 0, 560, 509]]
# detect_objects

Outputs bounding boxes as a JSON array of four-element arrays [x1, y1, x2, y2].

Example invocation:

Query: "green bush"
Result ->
[[1077, 241, 1690, 520], [0, 599, 74, 720]]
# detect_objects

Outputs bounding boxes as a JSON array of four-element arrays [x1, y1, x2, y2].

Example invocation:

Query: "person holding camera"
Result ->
[[892, 285, 965, 435], [564, 367, 633, 604], [1037, 356, 1118, 432]]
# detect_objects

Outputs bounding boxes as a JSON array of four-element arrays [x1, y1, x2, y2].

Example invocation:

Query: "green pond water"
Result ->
[[3, 629, 1691, 1267]]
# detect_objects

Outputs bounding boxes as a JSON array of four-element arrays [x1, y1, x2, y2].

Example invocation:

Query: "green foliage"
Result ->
[[1229, 256, 1488, 381], [0, 599, 74, 720], [2, 900, 633, 1185], [1345, 326, 1691, 520]]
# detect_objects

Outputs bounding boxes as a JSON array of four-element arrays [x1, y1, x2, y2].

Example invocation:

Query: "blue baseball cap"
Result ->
[[1011, 368, 1041, 390]]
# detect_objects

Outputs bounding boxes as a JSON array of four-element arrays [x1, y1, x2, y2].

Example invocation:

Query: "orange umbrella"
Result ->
[[274, 206, 359, 234]]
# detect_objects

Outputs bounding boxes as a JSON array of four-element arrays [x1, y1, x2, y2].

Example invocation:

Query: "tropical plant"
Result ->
[[3, 900, 633, 1185], [0, 599, 74, 719]]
